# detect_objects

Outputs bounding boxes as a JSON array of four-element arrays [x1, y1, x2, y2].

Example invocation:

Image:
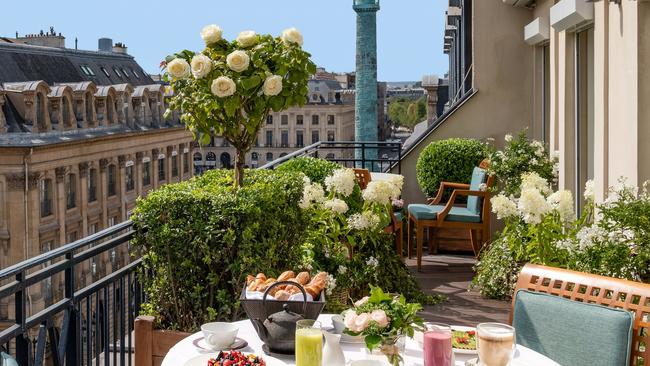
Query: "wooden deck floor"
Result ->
[[407, 254, 510, 326]]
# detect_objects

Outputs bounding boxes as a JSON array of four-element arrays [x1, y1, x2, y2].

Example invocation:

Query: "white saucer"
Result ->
[[192, 337, 247, 352]]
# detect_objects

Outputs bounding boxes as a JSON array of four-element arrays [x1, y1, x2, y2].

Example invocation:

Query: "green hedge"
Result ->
[[132, 169, 307, 331], [416, 138, 488, 198], [277, 156, 341, 185]]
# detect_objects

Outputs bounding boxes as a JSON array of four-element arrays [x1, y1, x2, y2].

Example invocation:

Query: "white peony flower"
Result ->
[[505, 134, 513, 142], [263, 75, 283, 96], [211, 76, 236, 98], [226, 50, 250, 72], [547, 190, 575, 223], [518, 188, 552, 224], [491, 194, 518, 219], [322, 198, 349, 214], [236, 30, 257, 47], [166, 58, 191, 79], [201, 24, 223, 45], [281, 27, 304, 46], [584, 180, 595, 201], [521, 172, 551, 195], [190, 54, 212, 79], [325, 169, 357, 197]]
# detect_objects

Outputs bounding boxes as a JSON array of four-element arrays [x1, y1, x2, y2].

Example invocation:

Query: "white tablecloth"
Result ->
[[370, 172, 402, 182], [161, 314, 559, 366]]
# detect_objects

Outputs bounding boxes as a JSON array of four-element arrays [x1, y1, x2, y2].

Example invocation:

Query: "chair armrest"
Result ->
[[428, 182, 471, 204], [436, 189, 489, 221]]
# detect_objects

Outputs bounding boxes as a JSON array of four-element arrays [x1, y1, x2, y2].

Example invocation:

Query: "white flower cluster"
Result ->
[[322, 198, 349, 214], [584, 179, 595, 201], [576, 225, 608, 250], [347, 211, 380, 230], [531, 140, 545, 158], [325, 273, 337, 296], [299, 178, 325, 209], [361, 175, 403, 205], [337, 265, 347, 275], [547, 190, 575, 223], [521, 172, 552, 195], [365, 256, 379, 268], [491, 194, 518, 219], [325, 169, 357, 197], [518, 188, 551, 224]]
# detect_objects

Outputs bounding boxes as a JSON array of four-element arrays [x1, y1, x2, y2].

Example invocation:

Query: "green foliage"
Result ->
[[276, 157, 341, 185], [388, 97, 427, 129], [487, 131, 557, 196], [416, 138, 488, 198], [165, 29, 316, 186], [131, 169, 307, 331], [471, 238, 521, 300]]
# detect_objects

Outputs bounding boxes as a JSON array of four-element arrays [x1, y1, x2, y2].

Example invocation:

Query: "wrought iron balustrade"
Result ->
[[0, 221, 142, 366]]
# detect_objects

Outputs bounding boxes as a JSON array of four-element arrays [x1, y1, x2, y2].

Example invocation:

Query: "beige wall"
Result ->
[[395, 0, 535, 204]]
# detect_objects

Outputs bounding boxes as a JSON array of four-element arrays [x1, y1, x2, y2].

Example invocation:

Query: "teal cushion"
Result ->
[[394, 212, 403, 222], [513, 290, 633, 366], [1, 352, 19, 366], [467, 167, 487, 215], [407, 204, 481, 223]]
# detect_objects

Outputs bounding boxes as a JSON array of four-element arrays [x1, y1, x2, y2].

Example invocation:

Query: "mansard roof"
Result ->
[[0, 42, 153, 86]]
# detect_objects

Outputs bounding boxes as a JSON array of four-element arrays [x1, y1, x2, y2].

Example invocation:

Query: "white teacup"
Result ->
[[200, 322, 239, 350]]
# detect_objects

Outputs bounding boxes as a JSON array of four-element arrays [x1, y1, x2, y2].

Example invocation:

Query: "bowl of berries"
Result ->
[[183, 350, 288, 366]]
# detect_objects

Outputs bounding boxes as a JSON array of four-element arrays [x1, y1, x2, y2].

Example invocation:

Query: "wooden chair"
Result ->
[[135, 316, 191, 366], [353, 168, 371, 190], [512, 264, 650, 366], [407, 160, 493, 271]]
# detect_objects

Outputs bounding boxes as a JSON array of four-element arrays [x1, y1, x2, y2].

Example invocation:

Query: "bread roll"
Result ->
[[305, 285, 321, 298], [274, 290, 290, 301], [257, 278, 276, 292], [256, 273, 267, 281], [248, 278, 264, 292], [277, 271, 295, 282], [246, 275, 255, 285], [296, 272, 310, 285]]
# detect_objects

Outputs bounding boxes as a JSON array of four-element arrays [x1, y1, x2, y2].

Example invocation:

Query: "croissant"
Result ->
[[277, 270, 295, 282], [246, 275, 255, 285], [296, 272, 310, 285], [248, 278, 264, 292], [305, 285, 321, 298], [256, 278, 277, 292], [256, 273, 267, 281]]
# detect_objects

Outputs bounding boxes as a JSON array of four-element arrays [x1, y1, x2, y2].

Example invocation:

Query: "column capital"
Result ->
[[99, 158, 110, 172], [55, 167, 67, 183], [135, 152, 144, 160], [118, 155, 127, 168], [78, 162, 90, 176]]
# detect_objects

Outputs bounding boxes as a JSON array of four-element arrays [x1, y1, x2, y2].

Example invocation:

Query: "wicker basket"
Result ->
[[240, 281, 326, 321]]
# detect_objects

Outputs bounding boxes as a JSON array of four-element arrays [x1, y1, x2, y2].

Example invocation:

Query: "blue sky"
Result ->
[[1, 0, 448, 81]]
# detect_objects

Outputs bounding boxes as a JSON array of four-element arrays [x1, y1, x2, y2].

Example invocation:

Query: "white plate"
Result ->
[[183, 352, 288, 366], [451, 325, 478, 355]]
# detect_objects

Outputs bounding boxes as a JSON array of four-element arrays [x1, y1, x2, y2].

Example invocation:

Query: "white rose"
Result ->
[[190, 54, 212, 79], [166, 58, 190, 79], [211, 76, 236, 98], [201, 24, 223, 45], [281, 27, 304, 46], [236, 30, 257, 47], [263, 75, 283, 96], [226, 50, 250, 73]]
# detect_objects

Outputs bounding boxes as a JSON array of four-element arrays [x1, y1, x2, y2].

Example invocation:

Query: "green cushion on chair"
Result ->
[[513, 290, 633, 366], [407, 204, 481, 223], [467, 167, 487, 216]]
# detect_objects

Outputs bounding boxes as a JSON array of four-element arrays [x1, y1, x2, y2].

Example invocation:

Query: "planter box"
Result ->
[[135, 315, 191, 366]]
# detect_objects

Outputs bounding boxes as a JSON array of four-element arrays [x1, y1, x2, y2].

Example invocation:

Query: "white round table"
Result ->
[[161, 314, 559, 366]]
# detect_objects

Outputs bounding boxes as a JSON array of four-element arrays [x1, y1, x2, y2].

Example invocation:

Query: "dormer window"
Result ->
[[131, 69, 140, 79], [121, 68, 130, 78], [80, 65, 95, 76], [100, 67, 110, 78], [113, 67, 123, 78]]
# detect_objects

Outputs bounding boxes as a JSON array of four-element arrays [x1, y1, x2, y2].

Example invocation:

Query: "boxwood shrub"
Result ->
[[132, 169, 307, 331], [416, 138, 488, 198], [276, 156, 341, 185]]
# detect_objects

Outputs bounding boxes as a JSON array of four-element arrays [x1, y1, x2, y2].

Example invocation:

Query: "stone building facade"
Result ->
[[0, 36, 194, 319]]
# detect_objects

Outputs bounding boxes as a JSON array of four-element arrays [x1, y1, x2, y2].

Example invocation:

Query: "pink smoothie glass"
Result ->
[[423, 323, 453, 366]]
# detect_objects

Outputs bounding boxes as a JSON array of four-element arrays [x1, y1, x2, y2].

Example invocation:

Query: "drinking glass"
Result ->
[[476, 323, 516, 366], [423, 323, 453, 366], [295, 319, 323, 366]]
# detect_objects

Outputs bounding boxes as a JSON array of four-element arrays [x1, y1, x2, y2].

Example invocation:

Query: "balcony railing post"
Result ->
[[64, 252, 79, 366], [361, 143, 366, 169], [14, 272, 29, 365]]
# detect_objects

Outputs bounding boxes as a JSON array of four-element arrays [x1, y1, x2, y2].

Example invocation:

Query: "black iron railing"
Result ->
[[0, 221, 142, 366], [260, 141, 402, 173]]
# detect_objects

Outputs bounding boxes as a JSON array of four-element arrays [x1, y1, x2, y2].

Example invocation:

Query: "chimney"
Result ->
[[15, 27, 65, 48], [98, 37, 113, 52], [112, 42, 128, 54]]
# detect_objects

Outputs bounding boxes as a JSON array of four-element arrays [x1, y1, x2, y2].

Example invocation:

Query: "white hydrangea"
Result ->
[[386, 175, 404, 197], [518, 188, 552, 224], [347, 211, 380, 230], [325, 169, 357, 197], [491, 194, 518, 219], [362, 181, 394, 205], [299, 181, 325, 209], [547, 190, 575, 223], [584, 180, 595, 201], [322, 198, 349, 214], [521, 172, 551, 195], [366, 256, 379, 268]]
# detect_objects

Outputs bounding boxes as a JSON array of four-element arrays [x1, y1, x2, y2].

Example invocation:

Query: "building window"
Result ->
[[327, 115, 335, 125], [66, 174, 76, 209], [143, 162, 151, 186], [107, 165, 117, 196], [67, 231, 77, 244], [125, 166, 135, 191], [172, 155, 179, 177], [121, 68, 130, 78], [158, 158, 166, 182], [183, 152, 189, 173], [311, 115, 319, 125], [296, 115, 304, 125], [40, 179, 53, 217], [281, 115, 288, 125], [266, 115, 273, 125], [131, 69, 140, 79], [266, 130, 273, 147], [266, 152, 273, 161], [251, 152, 259, 161], [296, 131, 304, 147], [311, 130, 320, 144], [100, 67, 110, 78], [89, 223, 98, 235], [112, 67, 122, 78], [327, 130, 336, 142], [80, 65, 95, 76], [88, 168, 98, 203], [281, 130, 289, 147]]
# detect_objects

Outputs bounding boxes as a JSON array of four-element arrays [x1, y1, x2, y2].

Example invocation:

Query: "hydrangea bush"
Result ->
[[164, 25, 316, 186]]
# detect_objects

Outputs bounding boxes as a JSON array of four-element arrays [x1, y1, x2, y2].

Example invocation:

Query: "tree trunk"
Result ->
[[234, 148, 246, 188]]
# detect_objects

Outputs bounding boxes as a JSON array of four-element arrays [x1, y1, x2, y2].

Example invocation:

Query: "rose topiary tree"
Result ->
[[164, 25, 316, 187]]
